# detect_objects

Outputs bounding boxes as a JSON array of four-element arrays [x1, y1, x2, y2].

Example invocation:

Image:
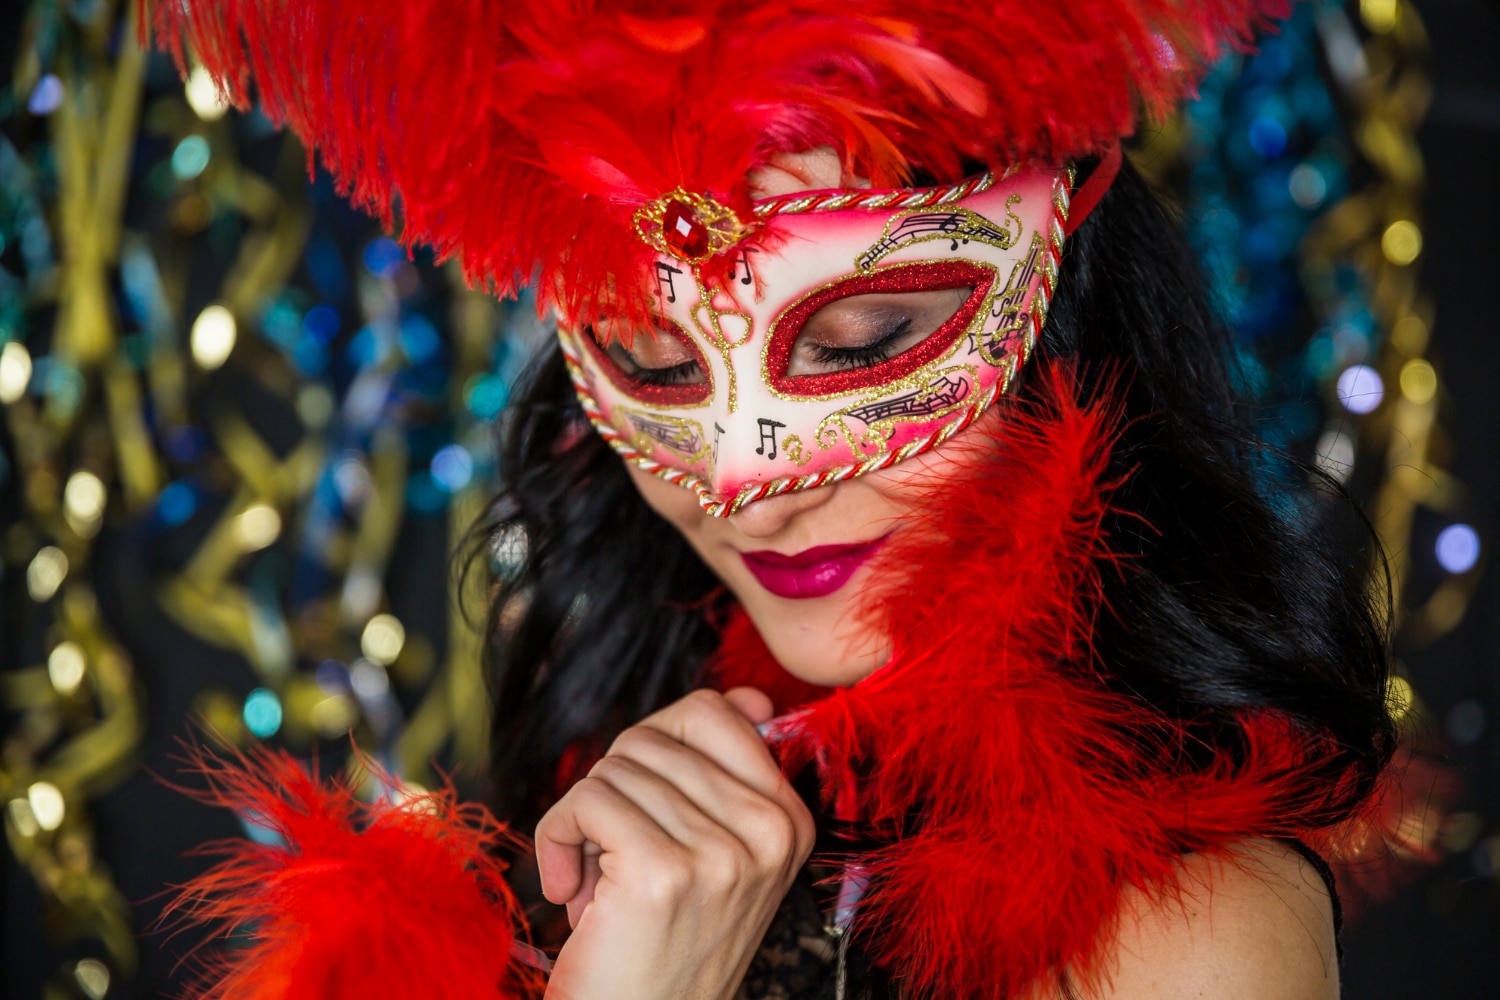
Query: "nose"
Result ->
[[725, 478, 837, 538]]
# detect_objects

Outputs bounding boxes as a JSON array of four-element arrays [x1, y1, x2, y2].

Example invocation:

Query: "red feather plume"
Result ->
[[151, 0, 1288, 327], [713, 366, 1374, 998], [161, 743, 543, 1000]]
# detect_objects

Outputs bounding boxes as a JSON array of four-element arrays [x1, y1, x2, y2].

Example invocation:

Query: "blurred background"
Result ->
[[1, 1, 1496, 997]]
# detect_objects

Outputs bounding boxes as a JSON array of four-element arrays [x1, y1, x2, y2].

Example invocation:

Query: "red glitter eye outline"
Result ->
[[764, 260, 996, 397], [580, 317, 712, 406]]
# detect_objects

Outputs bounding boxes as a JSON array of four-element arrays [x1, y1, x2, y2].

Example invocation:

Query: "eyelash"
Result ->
[[807, 318, 912, 369], [631, 359, 702, 385], [591, 327, 704, 387]]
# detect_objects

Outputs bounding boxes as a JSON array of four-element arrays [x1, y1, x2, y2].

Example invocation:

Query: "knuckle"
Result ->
[[787, 797, 816, 852], [745, 803, 800, 859], [698, 831, 753, 886], [608, 725, 666, 759], [606, 727, 645, 757], [585, 754, 631, 782], [684, 687, 728, 714], [630, 847, 694, 904], [568, 774, 614, 807]]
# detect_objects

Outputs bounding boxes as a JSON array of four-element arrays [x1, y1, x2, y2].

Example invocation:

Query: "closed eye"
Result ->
[[604, 346, 704, 386], [792, 304, 939, 376], [765, 261, 996, 395], [583, 319, 712, 405]]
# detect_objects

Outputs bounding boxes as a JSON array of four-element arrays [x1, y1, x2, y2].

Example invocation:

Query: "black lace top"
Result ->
[[735, 840, 1342, 1000]]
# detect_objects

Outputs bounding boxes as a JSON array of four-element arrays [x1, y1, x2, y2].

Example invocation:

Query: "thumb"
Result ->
[[721, 686, 774, 726]]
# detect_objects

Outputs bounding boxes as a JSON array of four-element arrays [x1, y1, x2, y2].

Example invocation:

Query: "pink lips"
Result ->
[[740, 539, 886, 600]]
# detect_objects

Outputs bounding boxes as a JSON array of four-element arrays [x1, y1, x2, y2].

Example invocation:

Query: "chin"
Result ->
[[738, 591, 890, 688]]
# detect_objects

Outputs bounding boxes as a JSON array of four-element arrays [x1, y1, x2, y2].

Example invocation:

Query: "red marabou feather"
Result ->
[[712, 367, 1371, 999], [162, 743, 542, 1000], [152, 0, 1288, 331], [164, 371, 1404, 999]]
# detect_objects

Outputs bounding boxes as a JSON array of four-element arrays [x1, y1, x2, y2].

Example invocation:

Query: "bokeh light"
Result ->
[[332, 453, 372, 506], [27, 74, 63, 116], [243, 688, 283, 738], [171, 135, 212, 181], [63, 471, 107, 538], [1248, 116, 1288, 158], [1361, 0, 1400, 33], [1381, 219, 1423, 265], [25, 546, 68, 602], [1288, 162, 1328, 209], [157, 481, 198, 526], [363, 237, 406, 278], [234, 504, 282, 551], [1436, 524, 1481, 574], [0, 341, 33, 402], [430, 444, 474, 493], [361, 614, 406, 666], [1399, 358, 1438, 404], [1336, 364, 1384, 413], [1315, 428, 1356, 483], [184, 66, 230, 121], [191, 304, 237, 369], [351, 659, 391, 701], [48, 642, 87, 696], [74, 959, 110, 1000], [27, 781, 66, 832]]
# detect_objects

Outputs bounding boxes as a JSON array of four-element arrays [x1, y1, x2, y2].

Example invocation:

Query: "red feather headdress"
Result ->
[[153, 0, 1287, 326]]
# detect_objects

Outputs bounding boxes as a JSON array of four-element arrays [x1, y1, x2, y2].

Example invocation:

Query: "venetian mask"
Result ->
[[558, 164, 1074, 516]]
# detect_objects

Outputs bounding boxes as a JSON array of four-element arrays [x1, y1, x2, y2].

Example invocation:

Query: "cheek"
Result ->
[[862, 404, 1004, 501], [626, 463, 707, 544]]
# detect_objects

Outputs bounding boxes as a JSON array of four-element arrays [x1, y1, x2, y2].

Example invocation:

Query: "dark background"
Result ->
[[1341, 1, 1500, 995], [2, 2, 1499, 998]]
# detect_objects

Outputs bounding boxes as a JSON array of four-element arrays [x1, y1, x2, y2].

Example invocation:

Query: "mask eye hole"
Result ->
[[582, 317, 712, 405], [764, 261, 996, 397]]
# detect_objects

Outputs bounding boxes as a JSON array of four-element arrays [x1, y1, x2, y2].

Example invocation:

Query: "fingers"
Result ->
[[535, 775, 678, 906], [590, 738, 804, 865], [537, 687, 816, 925], [622, 688, 814, 859], [631, 688, 785, 799], [567, 850, 602, 929]]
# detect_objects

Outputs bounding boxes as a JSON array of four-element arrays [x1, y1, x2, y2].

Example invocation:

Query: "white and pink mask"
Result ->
[[558, 164, 1075, 516]]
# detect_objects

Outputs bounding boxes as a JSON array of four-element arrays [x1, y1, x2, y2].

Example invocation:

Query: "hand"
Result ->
[[536, 687, 815, 1000]]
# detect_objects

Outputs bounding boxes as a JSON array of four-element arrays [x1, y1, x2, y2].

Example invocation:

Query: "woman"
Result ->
[[160, 2, 1395, 998], [485, 150, 1390, 1000]]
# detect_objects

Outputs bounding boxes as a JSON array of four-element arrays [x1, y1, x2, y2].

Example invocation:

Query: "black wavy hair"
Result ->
[[482, 159, 1396, 832]]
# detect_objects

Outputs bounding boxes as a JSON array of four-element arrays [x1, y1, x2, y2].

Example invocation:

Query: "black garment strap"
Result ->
[[1282, 836, 1345, 962]]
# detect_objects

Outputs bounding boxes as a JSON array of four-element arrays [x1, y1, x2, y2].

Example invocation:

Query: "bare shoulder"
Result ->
[[1078, 839, 1340, 1000]]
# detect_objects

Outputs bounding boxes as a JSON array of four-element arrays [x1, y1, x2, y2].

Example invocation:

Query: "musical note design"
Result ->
[[655, 261, 684, 303], [755, 418, 787, 461], [627, 411, 708, 461], [713, 422, 725, 463], [855, 197, 1023, 272], [727, 249, 756, 287], [974, 231, 1045, 365], [844, 373, 970, 425]]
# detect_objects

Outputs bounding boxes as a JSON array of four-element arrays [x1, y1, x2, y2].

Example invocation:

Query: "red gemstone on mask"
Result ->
[[662, 200, 710, 259]]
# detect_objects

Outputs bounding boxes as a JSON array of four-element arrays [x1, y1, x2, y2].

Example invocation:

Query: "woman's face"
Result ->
[[621, 148, 998, 687]]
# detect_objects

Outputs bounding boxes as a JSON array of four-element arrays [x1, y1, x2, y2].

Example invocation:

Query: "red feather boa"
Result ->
[[711, 369, 1372, 997], [151, 0, 1288, 328], [166, 372, 1400, 1000], [161, 744, 542, 999]]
